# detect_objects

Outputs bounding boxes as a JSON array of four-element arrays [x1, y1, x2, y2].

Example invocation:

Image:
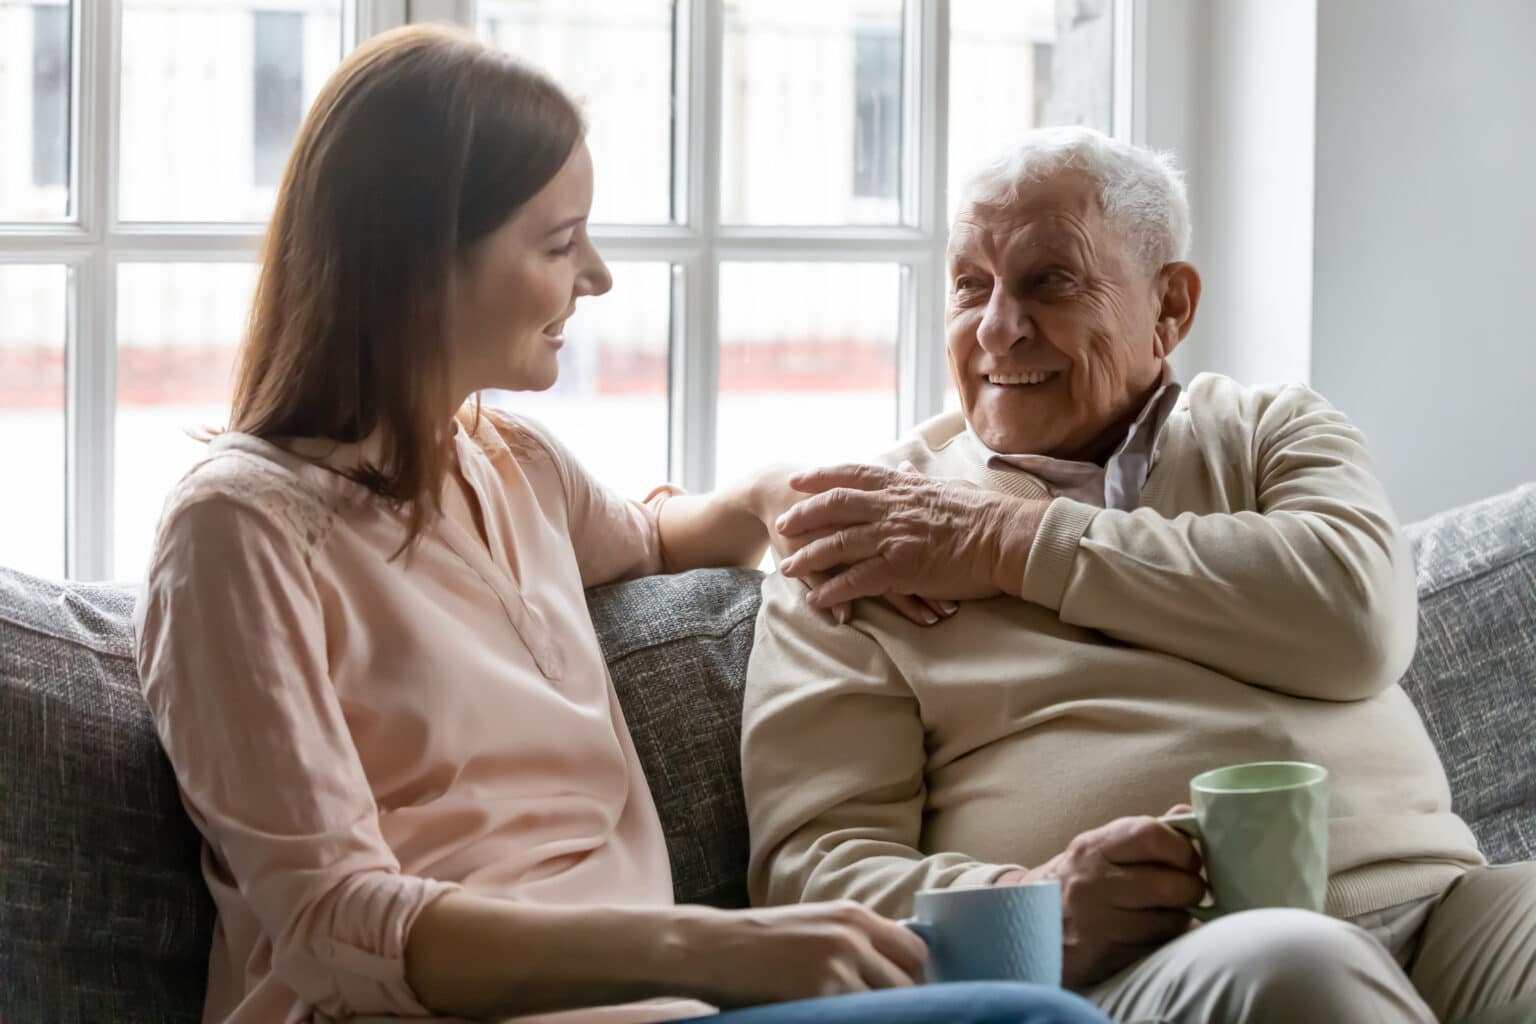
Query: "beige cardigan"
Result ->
[[743, 373, 1483, 922]]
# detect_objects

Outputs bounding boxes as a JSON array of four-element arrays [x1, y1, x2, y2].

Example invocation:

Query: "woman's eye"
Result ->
[[549, 241, 577, 257]]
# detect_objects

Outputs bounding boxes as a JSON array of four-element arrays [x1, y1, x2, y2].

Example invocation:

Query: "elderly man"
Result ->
[[742, 127, 1536, 1023]]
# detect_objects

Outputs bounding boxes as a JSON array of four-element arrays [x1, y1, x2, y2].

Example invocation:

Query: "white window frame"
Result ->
[[0, 0, 1137, 581]]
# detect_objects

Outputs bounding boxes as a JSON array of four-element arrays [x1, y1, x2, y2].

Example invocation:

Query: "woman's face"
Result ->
[[449, 140, 612, 398]]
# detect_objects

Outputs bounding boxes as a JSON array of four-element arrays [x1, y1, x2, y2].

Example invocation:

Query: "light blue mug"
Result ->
[[901, 881, 1063, 986]]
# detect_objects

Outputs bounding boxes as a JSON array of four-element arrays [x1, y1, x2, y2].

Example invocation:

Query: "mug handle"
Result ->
[[1159, 812, 1218, 922]]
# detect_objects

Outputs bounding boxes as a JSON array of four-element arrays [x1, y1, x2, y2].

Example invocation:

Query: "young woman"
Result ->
[[134, 25, 1108, 1024]]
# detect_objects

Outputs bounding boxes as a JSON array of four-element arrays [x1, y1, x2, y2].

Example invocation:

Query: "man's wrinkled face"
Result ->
[[946, 170, 1177, 460]]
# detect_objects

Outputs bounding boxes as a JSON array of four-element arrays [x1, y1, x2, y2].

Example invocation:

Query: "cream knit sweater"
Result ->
[[743, 373, 1483, 922]]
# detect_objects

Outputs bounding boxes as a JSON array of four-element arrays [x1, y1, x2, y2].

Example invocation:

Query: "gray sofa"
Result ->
[[2, 485, 1533, 1023]]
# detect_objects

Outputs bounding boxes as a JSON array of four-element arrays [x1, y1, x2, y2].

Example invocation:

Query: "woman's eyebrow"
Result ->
[[544, 214, 585, 236]]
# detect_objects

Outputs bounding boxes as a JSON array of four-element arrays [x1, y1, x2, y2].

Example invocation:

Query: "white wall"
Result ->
[[1311, 0, 1536, 521], [1140, 0, 1316, 388], [1144, 0, 1535, 522]]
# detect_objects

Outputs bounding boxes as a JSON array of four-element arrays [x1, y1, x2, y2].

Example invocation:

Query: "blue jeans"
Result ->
[[675, 983, 1110, 1024]]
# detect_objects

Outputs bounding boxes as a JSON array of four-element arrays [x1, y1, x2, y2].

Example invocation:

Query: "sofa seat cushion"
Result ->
[[1401, 483, 1536, 865]]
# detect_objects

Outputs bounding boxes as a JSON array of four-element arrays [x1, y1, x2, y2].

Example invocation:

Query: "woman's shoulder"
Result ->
[[153, 433, 342, 567], [458, 403, 562, 463]]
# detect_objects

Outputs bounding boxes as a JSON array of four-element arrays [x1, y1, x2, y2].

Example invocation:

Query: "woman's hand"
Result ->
[[749, 464, 958, 627], [664, 901, 929, 1008], [775, 463, 1048, 613]]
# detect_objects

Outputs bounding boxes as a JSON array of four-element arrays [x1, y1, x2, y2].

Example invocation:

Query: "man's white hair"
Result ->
[[956, 126, 1191, 271]]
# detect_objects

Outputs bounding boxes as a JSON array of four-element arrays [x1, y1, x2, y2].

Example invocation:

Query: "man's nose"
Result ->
[[976, 290, 1032, 355]]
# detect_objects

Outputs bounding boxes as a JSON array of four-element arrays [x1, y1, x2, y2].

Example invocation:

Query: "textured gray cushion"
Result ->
[[0, 570, 212, 1024], [591, 568, 763, 909], [1401, 483, 1536, 865]]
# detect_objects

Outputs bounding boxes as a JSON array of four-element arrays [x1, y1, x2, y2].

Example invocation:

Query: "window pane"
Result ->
[[484, 262, 671, 499], [118, 1, 341, 222], [722, 0, 904, 226], [479, 0, 675, 225], [948, 0, 1115, 219], [716, 263, 899, 483], [0, 0, 72, 220], [115, 263, 256, 579], [0, 265, 67, 577]]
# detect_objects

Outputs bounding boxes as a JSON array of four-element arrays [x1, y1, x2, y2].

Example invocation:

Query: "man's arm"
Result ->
[[743, 573, 1022, 916], [1018, 384, 1417, 702], [779, 385, 1416, 703]]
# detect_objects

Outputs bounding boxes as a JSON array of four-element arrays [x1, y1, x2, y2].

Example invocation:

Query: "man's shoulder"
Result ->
[[1181, 372, 1338, 431], [877, 411, 973, 474]]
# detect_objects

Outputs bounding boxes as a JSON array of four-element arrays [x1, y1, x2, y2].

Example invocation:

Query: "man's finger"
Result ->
[[781, 525, 883, 579], [1103, 864, 1207, 911], [788, 463, 897, 495], [807, 558, 893, 609], [1098, 816, 1202, 872], [776, 487, 886, 537]]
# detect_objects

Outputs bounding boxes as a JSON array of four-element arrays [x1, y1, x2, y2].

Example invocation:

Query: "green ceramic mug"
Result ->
[[1160, 761, 1329, 920]]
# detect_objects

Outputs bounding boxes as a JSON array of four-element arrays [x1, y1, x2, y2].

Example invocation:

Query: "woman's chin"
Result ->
[[501, 363, 561, 393]]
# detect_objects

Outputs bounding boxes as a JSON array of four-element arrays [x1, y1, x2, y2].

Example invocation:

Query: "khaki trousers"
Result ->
[[1084, 863, 1536, 1023]]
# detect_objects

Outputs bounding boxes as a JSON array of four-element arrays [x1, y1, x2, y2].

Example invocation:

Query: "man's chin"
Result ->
[[968, 402, 1072, 456]]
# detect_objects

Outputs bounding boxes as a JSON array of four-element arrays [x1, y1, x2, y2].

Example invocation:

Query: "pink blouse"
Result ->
[[134, 407, 713, 1024]]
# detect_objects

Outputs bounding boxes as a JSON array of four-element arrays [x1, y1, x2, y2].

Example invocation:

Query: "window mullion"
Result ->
[[355, 0, 409, 41], [62, 0, 116, 579], [673, 0, 721, 492], [899, 0, 948, 433], [66, 250, 113, 580], [405, 0, 475, 26]]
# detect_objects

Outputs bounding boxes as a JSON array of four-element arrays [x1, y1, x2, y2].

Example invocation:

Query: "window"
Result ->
[[0, 0, 1121, 581], [852, 24, 901, 201], [30, 3, 69, 188], [253, 11, 305, 187]]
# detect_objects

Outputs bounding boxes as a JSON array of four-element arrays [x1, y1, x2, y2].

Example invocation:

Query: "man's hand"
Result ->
[[775, 463, 1048, 611], [749, 464, 957, 627], [998, 807, 1205, 990]]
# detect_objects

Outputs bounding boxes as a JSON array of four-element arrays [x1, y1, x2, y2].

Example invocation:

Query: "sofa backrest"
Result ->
[[2, 486, 1534, 1023], [1400, 483, 1536, 865]]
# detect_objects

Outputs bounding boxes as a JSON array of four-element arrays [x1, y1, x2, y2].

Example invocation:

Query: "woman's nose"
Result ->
[[581, 245, 613, 298]]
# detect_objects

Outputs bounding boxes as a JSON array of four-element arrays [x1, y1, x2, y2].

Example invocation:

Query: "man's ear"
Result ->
[[1152, 262, 1202, 358]]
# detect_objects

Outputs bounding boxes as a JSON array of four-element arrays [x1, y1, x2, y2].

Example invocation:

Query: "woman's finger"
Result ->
[[797, 569, 854, 626], [921, 596, 958, 618], [853, 944, 918, 991], [884, 592, 941, 626], [863, 918, 930, 982]]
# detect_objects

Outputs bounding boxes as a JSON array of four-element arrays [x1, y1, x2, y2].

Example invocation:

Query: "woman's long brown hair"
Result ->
[[230, 24, 583, 549]]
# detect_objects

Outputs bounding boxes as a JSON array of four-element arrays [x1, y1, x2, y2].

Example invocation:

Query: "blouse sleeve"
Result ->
[[492, 412, 678, 587], [134, 493, 461, 1017]]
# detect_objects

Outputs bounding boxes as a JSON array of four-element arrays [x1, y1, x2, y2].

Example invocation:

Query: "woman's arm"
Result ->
[[653, 467, 783, 572], [405, 891, 929, 1018]]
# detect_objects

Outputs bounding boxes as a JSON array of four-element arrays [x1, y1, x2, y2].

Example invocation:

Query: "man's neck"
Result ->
[[1075, 369, 1169, 466]]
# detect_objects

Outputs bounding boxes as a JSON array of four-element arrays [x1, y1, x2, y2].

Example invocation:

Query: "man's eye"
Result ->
[[953, 276, 983, 292], [1039, 270, 1076, 289]]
